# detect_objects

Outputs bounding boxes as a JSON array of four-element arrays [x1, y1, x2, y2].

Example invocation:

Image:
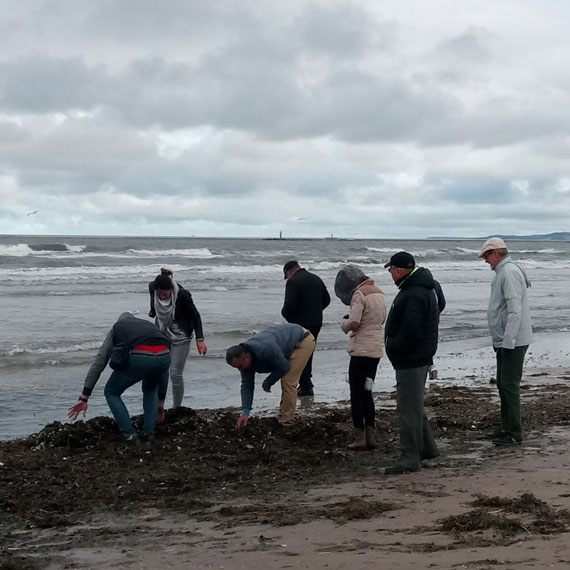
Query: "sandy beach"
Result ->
[[3, 363, 570, 570]]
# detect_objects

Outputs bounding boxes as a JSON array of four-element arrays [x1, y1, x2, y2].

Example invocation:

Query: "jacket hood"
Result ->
[[498, 257, 532, 288], [334, 265, 369, 306], [397, 267, 435, 290]]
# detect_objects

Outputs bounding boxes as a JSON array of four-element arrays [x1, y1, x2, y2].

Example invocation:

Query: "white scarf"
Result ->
[[154, 280, 179, 332]]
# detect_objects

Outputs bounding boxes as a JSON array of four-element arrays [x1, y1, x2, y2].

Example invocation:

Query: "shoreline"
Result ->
[[2, 368, 570, 569], [4, 330, 570, 442]]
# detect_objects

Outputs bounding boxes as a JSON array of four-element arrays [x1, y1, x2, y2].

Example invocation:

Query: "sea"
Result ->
[[2, 235, 570, 440]]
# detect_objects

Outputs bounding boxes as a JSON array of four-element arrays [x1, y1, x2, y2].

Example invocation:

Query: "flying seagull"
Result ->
[[26, 210, 38, 216]]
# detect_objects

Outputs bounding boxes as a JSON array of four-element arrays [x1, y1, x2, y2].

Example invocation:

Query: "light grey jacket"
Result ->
[[487, 256, 533, 349]]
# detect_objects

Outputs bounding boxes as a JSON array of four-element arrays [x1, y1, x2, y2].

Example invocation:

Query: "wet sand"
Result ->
[[2, 369, 570, 570]]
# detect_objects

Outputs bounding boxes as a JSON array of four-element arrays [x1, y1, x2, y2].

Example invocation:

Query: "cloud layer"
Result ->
[[1, 0, 570, 237]]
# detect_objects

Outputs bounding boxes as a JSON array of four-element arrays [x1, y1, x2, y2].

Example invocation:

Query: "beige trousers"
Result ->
[[278, 333, 316, 424]]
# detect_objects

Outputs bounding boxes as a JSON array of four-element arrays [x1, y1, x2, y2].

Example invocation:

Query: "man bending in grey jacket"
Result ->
[[479, 237, 533, 446], [226, 324, 315, 428]]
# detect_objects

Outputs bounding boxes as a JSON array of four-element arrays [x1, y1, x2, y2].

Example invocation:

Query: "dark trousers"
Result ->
[[298, 324, 321, 391], [495, 345, 528, 441], [349, 356, 379, 429], [395, 365, 438, 469]]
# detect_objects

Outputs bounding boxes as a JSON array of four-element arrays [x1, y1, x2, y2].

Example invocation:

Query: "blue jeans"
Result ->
[[104, 352, 171, 436]]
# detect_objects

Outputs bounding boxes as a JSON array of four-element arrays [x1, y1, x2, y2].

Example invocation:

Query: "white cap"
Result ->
[[479, 237, 507, 257]]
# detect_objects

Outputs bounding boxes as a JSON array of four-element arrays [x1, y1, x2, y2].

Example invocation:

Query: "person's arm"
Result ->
[[322, 282, 331, 310], [237, 369, 256, 428], [341, 292, 364, 333], [385, 297, 427, 351], [148, 282, 156, 318], [281, 280, 298, 322], [179, 289, 206, 348], [502, 270, 526, 349], [68, 329, 113, 420], [434, 280, 446, 313]]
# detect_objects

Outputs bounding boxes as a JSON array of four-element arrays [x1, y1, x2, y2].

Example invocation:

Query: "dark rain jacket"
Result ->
[[385, 267, 439, 370], [281, 268, 330, 328], [149, 282, 204, 340]]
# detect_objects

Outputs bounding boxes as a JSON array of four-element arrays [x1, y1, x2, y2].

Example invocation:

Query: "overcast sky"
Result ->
[[1, 0, 570, 238]]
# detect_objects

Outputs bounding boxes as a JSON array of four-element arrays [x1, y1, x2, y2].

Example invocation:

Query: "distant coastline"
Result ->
[[427, 232, 570, 241]]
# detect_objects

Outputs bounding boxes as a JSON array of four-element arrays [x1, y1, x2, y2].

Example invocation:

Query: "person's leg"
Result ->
[[169, 342, 191, 408], [104, 362, 144, 436], [497, 346, 527, 441], [279, 334, 315, 423], [392, 366, 429, 470], [348, 356, 366, 429], [298, 325, 321, 393], [361, 357, 379, 428], [495, 348, 507, 432], [141, 353, 172, 434], [421, 411, 439, 459]]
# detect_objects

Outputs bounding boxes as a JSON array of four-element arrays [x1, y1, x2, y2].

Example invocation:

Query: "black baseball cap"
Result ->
[[384, 251, 415, 269], [283, 260, 299, 279]]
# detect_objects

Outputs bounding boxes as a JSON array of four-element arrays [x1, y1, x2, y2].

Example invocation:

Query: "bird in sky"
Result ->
[[294, 217, 307, 221], [26, 210, 38, 216]]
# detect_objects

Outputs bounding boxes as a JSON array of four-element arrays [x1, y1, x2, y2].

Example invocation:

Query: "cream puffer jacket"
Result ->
[[340, 280, 386, 358]]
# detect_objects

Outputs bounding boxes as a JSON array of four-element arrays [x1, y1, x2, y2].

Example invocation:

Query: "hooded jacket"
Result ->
[[487, 256, 532, 349], [335, 266, 386, 358], [384, 267, 439, 369]]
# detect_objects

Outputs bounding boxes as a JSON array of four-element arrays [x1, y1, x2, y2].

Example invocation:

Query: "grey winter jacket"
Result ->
[[487, 256, 533, 349]]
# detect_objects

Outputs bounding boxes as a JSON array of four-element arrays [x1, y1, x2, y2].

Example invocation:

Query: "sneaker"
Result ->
[[492, 434, 521, 446], [123, 434, 141, 447], [384, 463, 420, 475], [140, 432, 156, 443]]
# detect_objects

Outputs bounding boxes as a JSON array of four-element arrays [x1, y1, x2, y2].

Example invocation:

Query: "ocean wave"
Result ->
[[365, 247, 399, 254], [512, 248, 564, 254], [455, 247, 480, 254], [126, 247, 218, 258], [0, 243, 42, 257], [0, 243, 88, 257], [0, 264, 188, 282], [7, 341, 102, 356]]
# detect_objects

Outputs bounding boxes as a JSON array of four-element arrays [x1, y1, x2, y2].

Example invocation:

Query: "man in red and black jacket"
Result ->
[[68, 313, 171, 442]]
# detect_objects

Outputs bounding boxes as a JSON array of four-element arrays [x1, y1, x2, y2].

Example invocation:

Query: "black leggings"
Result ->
[[349, 356, 379, 429]]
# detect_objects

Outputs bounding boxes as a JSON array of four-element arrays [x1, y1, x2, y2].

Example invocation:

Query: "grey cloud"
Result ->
[[0, 54, 111, 113], [435, 28, 492, 63], [435, 178, 516, 204], [295, 4, 378, 57]]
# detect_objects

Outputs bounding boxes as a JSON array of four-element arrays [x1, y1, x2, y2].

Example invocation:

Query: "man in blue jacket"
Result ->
[[226, 324, 315, 428]]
